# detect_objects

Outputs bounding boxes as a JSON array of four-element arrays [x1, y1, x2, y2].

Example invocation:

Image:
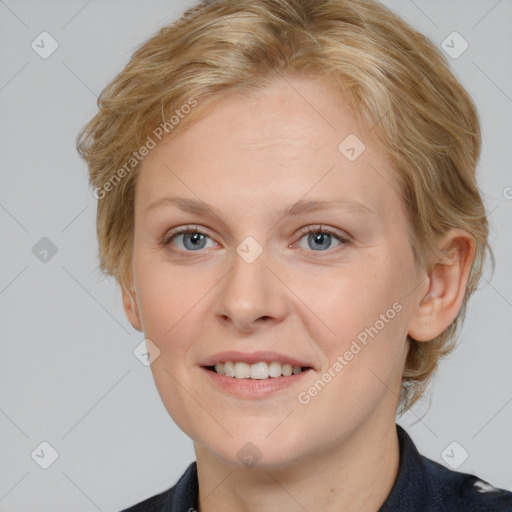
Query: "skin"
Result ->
[[122, 75, 475, 512]]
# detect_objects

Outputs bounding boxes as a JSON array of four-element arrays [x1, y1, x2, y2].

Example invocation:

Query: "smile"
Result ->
[[207, 361, 311, 379]]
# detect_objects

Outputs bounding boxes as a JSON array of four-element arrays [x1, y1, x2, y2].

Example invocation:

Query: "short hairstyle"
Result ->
[[77, 0, 493, 414]]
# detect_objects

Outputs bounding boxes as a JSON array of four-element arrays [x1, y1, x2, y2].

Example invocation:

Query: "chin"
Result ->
[[194, 423, 310, 471], [218, 442, 306, 471]]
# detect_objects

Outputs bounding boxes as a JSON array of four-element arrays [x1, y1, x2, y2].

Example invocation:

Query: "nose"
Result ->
[[215, 245, 290, 333]]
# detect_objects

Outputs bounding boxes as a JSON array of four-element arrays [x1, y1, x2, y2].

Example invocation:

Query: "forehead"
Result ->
[[135, 76, 402, 221]]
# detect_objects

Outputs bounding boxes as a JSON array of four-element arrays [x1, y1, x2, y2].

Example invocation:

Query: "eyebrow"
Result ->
[[144, 196, 375, 218]]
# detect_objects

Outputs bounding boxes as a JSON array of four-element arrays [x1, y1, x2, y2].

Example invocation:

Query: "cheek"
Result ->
[[133, 252, 204, 340], [296, 268, 409, 435], [304, 257, 407, 338], [311, 256, 411, 386], [132, 256, 212, 435]]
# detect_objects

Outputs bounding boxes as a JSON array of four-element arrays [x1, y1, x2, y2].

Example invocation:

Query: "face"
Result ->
[[124, 75, 428, 469]]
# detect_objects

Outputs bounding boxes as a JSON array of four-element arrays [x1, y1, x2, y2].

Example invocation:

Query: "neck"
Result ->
[[194, 416, 400, 512]]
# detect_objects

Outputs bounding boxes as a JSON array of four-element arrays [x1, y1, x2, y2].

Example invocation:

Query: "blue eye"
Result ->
[[163, 227, 215, 251], [296, 226, 349, 251]]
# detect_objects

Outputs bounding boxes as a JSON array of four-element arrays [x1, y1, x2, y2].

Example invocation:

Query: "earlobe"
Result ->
[[122, 283, 143, 332], [408, 229, 476, 342]]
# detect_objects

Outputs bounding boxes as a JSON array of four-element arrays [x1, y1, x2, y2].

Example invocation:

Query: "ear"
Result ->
[[408, 228, 476, 342], [122, 280, 143, 332]]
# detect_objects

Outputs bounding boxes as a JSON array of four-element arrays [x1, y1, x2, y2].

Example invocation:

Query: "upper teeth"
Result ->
[[214, 361, 303, 379]]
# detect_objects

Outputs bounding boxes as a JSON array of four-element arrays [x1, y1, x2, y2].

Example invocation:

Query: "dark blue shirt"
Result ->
[[121, 424, 512, 511]]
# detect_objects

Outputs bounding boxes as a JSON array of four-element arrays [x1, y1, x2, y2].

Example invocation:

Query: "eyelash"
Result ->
[[161, 224, 350, 257]]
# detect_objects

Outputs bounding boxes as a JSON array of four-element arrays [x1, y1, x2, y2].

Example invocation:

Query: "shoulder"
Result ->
[[119, 461, 198, 512], [120, 487, 172, 512], [381, 425, 512, 511], [421, 455, 512, 511]]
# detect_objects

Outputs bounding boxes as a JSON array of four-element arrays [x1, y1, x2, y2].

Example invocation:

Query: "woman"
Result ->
[[77, 0, 512, 510]]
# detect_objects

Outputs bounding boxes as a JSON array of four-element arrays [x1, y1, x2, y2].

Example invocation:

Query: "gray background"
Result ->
[[0, 0, 511, 510]]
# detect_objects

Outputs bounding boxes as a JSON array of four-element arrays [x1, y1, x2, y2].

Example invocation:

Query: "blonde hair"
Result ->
[[77, 0, 492, 414]]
